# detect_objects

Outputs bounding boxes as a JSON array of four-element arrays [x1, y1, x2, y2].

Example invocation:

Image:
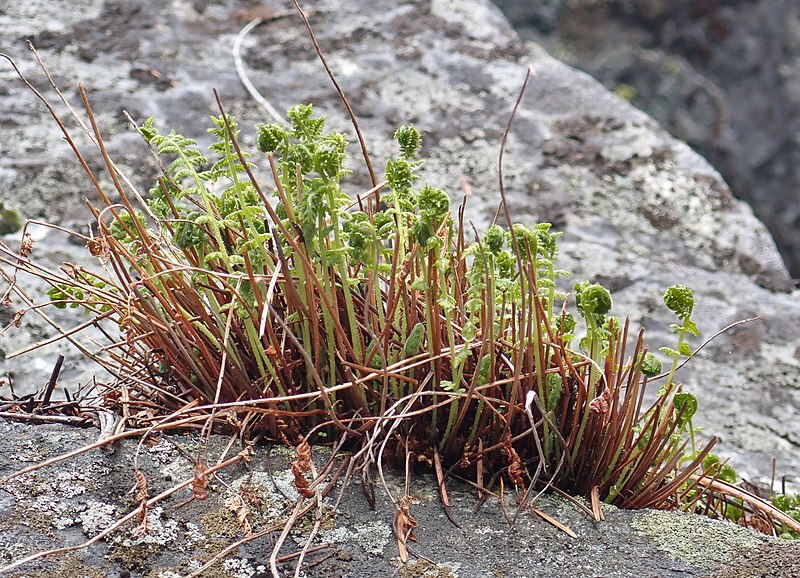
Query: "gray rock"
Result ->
[[493, 0, 800, 279], [0, 0, 799, 574], [1, 419, 798, 577]]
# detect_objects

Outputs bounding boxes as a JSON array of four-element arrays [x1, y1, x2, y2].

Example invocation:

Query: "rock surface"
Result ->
[[493, 0, 800, 279], [0, 0, 799, 574], [2, 419, 799, 578]]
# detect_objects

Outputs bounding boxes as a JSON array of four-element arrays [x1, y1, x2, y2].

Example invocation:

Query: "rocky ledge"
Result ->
[[1, 420, 799, 577]]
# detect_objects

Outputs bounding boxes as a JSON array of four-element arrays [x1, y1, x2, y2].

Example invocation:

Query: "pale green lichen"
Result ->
[[119, 506, 180, 548], [632, 509, 768, 568], [320, 519, 392, 556], [230, 470, 297, 520], [78, 499, 117, 536]]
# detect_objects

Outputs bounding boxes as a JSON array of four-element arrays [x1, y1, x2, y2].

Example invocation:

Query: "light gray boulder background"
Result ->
[[0, 0, 799, 575], [494, 0, 800, 280]]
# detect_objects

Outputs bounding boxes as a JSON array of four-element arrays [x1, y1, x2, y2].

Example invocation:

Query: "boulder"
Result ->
[[0, 0, 799, 574], [493, 0, 800, 279]]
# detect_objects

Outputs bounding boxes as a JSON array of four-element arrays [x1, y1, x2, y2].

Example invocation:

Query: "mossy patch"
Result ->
[[0, 203, 22, 235], [293, 503, 338, 536], [199, 506, 243, 542], [5, 554, 105, 578], [396, 558, 460, 578]]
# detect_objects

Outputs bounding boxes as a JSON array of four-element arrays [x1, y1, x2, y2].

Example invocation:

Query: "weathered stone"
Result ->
[[2, 420, 798, 577], [493, 0, 800, 279], [0, 0, 799, 574]]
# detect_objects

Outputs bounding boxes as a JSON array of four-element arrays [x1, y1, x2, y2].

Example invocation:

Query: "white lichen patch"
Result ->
[[431, 0, 508, 41], [146, 439, 180, 465], [440, 562, 461, 577], [159, 455, 195, 484], [1, 462, 115, 535], [79, 500, 118, 537], [228, 470, 298, 521], [53, 469, 91, 498], [8, 485, 69, 520], [183, 521, 205, 545], [0, 541, 29, 561], [11, 433, 67, 462], [52, 516, 77, 530], [632, 509, 768, 569], [31, 464, 100, 497], [120, 506, 180, 548], [271, 469, 302, 502], [393, 558, 461, 578], [474, 526, 505, 536], [222, 557, 267, 578], [320, 519, 392, 556], [0, 0, 103, 36]]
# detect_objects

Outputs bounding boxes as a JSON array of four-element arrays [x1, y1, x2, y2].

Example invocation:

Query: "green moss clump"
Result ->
[[0, 204, 22, 235]]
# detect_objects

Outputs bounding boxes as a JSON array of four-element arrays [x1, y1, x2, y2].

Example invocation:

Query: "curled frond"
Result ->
[[664, 284, 694, 320]]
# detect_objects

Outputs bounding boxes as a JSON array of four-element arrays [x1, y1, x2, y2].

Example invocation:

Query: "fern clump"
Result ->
[[30, 103, 735, 515]]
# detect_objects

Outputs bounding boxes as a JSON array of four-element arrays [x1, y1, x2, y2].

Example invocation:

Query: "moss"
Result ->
[[6, 554, 105, 578], [294, 503, 338, 536], [397, 559, 459, 578], [16, 507, 55, 535], [199, 506, 242, 542], [614, 83, 638, 102], [632, 509, 768, 569], [0, 204, 22, 235], [108, 541, 158, 572]]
